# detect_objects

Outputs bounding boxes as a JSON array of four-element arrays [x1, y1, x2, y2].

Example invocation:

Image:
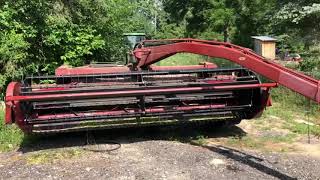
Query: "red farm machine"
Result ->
[[4, 33, 320, 133]]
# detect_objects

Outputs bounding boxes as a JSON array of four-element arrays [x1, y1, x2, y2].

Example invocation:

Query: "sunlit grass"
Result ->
[[266, 87, 320, 137], [158, 53, 238, 67], [0, 108, 24, 152], [157, 53, 205, 66], [25, 148, 84, 165]]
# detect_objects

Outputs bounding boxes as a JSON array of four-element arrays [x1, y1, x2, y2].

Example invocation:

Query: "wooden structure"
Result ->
[[252, 36, 277, 60]]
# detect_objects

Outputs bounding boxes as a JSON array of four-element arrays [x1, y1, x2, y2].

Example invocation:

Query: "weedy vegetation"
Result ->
[[25, 148, 84, 165], [0, 108, 24, 152]]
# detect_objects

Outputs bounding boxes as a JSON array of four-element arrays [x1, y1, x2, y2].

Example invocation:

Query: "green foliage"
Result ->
[[163, 0, 320, 50], [45, 25, 105, 67], [190, 135, 207, 146], [275, 34, 305, 55], [299, 56, 320, 79], [0, 0, 319, 100], [0, 109, 24, 152], [163, 0, 278, 45], [163, 0, 236, 41], [271, 86, 319, 114], [0, 3, 33, 91], [231, 0, 277, 47], [0, 0, 143, 96], [271, 2, 320, 50]]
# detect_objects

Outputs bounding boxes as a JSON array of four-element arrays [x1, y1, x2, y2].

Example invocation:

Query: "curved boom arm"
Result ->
[[133, 39, 320, 103]]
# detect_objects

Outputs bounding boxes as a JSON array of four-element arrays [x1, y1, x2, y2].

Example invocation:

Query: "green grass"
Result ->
[[0, 108, 24, 152], [288, 123, 320, 137], [158, 53, 238, 67], [25, 148, 84, 165], [227, 136, 264, 149], [225, 133, 297, 152], [261, 104, 320, 137], [260, 133, 297, 144], [157, 53, 205, 66], [266, 87, 320, 137], [271, 86, 320, 115], [225, 87, 320, 152], [190, 135, 208, 146]]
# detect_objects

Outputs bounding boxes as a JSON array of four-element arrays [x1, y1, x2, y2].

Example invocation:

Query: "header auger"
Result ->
[[4, 34, 320, 133]]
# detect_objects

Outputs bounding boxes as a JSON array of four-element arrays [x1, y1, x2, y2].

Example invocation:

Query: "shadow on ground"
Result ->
[[18, 123, 246, 153], [199, 145, 297, 180], [18, 123, 297, 180]]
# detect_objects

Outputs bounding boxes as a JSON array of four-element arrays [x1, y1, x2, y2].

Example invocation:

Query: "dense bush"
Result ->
[[1, 0, 319, 99], [0, 1, 145, 96], [299, 57, 320, 79]]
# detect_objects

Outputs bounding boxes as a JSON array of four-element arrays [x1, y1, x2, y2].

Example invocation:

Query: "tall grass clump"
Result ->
[[0, 106, 24, 152]]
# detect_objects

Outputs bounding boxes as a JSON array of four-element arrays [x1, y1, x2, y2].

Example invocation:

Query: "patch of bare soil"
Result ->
[[292, 137, 320, 158]]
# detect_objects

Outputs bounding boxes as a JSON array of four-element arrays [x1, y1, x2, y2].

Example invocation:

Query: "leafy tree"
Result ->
[[271, 1, 320, 76], [1, 0, 320, 99], [231, 0, 276, 47], [0, 3, 33, 92], [163, 0, 236, 41], [273, 1, 320, 48], [163, 0, 277, 44], [0, 0, 141, 96]]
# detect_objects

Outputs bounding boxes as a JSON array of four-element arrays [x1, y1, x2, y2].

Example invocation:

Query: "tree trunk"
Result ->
[[223, 26, 229, 42]]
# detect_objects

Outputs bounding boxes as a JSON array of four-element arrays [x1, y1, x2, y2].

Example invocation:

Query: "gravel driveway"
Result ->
[[0, 126, 319, 180]]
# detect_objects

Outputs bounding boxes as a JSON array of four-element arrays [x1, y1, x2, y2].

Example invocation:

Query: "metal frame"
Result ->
[[133, 39, 320, 103], [5, 38, 320, 133]]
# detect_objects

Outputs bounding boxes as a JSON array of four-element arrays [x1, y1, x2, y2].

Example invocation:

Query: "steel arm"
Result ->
[[133, 39, 320, 103]]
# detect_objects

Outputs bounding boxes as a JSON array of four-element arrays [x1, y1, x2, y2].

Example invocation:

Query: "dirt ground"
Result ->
[[0, 122, 320, 180]]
